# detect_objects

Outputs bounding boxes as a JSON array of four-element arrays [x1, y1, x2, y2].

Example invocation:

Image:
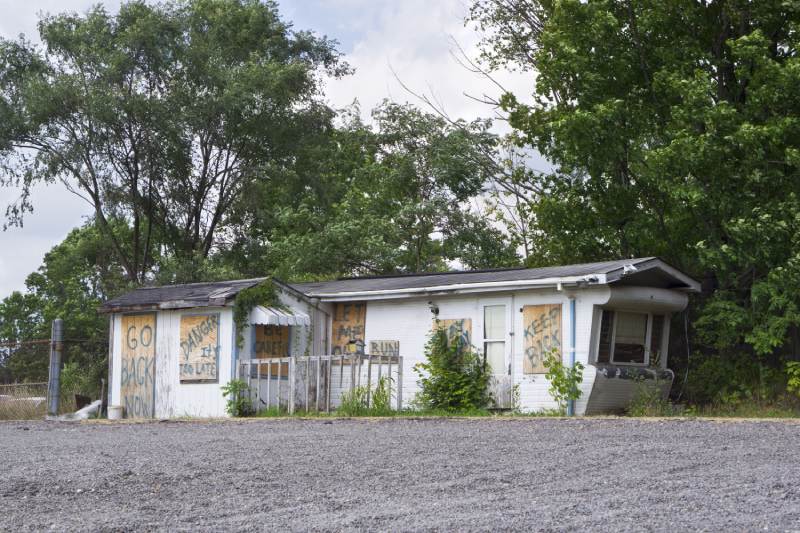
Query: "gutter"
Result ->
[[306, 274, 607, 302]]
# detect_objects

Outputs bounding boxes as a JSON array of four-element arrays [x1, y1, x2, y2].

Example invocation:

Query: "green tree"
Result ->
[[0, 0, 347, 284], [469, 1, 800, 366], [254, 101, 520, 278], [0, 221, 128, 383]]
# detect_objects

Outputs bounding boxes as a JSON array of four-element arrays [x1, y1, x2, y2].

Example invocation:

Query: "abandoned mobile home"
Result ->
[[100, 257, 700, 418]]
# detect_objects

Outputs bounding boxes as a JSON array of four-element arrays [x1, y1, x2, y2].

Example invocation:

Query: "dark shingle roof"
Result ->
[[100, 278, 266, 313], [289, 258, 671, 296], [100, 257, 699, 312]]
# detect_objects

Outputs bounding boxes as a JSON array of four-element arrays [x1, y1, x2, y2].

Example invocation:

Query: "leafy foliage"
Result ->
[[336, 376, 394, 416], [0, 0, 346, 284], [414, 322, 491, 411], [337, 385, 371, 417], [785, 362, 800, 400], [470, 0, 800, 394], [371, 376, 393, 414], [220, 378, 253, 417], [0, 221, 128, 385], [626, 377, 677, 417], [236, 101, 520, 279], [542, 350, 584, 414], [232, 279, 283, 348]]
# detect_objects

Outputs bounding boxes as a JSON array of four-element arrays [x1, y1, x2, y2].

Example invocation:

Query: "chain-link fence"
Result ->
[[0, 335, 107, 420]]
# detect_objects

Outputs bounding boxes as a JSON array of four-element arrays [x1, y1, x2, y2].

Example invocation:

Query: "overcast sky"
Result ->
[[0, 0, 533, 298]]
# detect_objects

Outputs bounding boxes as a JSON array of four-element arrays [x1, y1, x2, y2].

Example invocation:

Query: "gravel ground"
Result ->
[[2, 417, 799, 532]]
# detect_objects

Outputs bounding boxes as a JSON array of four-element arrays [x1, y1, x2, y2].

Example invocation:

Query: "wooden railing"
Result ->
[[238, 354, 403, 414]]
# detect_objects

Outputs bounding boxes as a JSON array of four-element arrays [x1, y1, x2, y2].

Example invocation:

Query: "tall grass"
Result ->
[[0, 382, 88, 420]]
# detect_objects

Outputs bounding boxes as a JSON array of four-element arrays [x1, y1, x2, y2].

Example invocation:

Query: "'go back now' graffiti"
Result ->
[[179, 314, 220, 382], [121, 313, 156, 418], [522, 304, 562, 374]]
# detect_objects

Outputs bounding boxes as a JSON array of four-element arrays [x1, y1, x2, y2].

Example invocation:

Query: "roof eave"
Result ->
[[305, 274, 609, 301], [605, 258, 702, 293]]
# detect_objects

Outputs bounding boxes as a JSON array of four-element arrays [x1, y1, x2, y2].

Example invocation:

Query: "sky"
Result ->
[[0, 0, 534, 298]]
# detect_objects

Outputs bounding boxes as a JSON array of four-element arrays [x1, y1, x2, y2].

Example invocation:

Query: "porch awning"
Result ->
[[249, 305, 310, 327]]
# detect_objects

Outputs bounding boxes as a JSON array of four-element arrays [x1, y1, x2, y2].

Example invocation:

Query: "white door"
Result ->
[[480, 298, 513, 408]]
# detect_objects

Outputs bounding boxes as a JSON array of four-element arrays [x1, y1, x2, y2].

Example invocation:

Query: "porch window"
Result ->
[[596, 310, 664, 366], [483, 305, 506, 374], [613, 312, 648, 364], [649, 314, 665, 365]]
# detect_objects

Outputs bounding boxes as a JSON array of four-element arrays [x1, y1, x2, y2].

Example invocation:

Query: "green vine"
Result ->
[[233, 278, 285, 348]]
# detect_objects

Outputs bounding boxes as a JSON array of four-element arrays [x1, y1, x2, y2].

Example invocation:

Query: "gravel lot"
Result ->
[[2, 417, 799, 532]]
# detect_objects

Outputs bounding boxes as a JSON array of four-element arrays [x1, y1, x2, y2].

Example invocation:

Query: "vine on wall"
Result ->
[[232, 278, 285, 348]]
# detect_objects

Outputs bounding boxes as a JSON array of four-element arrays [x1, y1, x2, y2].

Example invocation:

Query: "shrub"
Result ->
[[786, 361, 800, 399], [542, 350, 584, 414], [627, 377, 677, 417], [221, 379, 254, 417], [684, 352, 784, 405], [413, 322, 491, 411]]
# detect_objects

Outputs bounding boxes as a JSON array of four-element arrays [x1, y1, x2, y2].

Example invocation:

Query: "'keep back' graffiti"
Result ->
[[522, 304, 562, 374]]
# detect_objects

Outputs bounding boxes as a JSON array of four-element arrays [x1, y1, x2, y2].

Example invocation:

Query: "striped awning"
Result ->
[[248, 305, 310, 327]]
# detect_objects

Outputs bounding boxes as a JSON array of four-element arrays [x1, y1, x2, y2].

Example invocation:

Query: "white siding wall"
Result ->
[[108, 284, 685, 418], [511, 288, 609, 414], [363, 288, 611, 414], [110, 307, 234, 418]]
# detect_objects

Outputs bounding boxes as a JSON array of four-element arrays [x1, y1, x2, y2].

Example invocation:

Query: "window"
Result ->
[[597, 310, 614, 363], [483, 305, 506, 374], [650, 314, 665, 365], [596, 310, 666, 366], [613, 312, 648, 364]]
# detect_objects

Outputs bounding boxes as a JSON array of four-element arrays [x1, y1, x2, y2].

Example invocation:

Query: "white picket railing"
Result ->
[[238, 354, 403, 414]]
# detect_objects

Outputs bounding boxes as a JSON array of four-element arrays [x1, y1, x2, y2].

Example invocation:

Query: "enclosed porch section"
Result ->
[[238, 353, 403, 414]]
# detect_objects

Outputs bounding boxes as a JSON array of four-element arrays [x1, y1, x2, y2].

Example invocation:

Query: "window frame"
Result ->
[[481, 303, 508, 376], [598, 309, 664, 367]]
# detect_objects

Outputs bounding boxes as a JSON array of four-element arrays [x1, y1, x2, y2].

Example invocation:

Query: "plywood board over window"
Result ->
[[332, 302, 366, 355], [179, 314, 220, 382], [436, 318, 473, 350], [522, 304, 562, 374], [253, 325, 290, 377], [120, 313, 156, 418]]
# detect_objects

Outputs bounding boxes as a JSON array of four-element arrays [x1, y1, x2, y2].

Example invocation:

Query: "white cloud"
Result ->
[[322, 0, 534, 129]]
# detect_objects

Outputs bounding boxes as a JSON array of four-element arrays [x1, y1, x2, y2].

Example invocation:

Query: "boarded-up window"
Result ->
[[438, 318, 472, 350], [253, 325, 290, 376], [522, 304, 562, 374], [120, 314, 156, 418], [332, 302, 366, 355], [179, 314, 219, 382]]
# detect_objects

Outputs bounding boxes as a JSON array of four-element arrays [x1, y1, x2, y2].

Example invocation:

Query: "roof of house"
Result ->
[[100, 277, 266, 313], [290, 258, 682, 297], [100, 257, 700, 312]]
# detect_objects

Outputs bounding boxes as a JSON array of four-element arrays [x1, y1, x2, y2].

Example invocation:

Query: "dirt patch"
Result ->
[[2, 418, 799, 531]]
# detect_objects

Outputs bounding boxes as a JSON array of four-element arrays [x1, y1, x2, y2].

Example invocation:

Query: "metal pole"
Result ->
[[288, 357, 296, 415], [266, 361, 272, 410], [567, 297, 577, 417], [256, 361, 261, 412], [46, 318, 64, 417], [397, 356, 403, 411], [315, 356, 321, 412], [366, 356, 373, 408]]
